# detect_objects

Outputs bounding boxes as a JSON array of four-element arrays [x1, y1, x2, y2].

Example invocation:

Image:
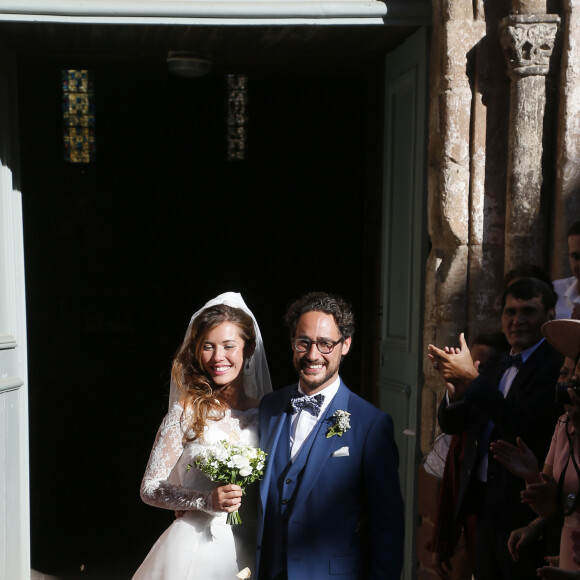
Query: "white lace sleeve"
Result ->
[[140, 404, 214, 512]]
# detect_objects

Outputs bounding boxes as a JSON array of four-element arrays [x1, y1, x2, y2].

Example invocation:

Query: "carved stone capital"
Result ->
[[500, 14, 560, 77]]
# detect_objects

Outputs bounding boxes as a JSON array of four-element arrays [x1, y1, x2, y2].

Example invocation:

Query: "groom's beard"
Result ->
[[295, 355, 341, 392]]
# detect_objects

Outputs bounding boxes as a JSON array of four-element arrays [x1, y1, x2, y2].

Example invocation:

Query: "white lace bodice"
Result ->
[[140, 402, 259, 514]]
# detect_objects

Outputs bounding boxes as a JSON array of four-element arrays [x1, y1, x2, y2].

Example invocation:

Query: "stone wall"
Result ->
[[417, 0, 580, 576], [423, 0, 508, 458]]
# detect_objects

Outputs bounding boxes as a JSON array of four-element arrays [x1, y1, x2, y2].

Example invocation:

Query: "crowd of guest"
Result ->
[[426, 221, 580, 580]]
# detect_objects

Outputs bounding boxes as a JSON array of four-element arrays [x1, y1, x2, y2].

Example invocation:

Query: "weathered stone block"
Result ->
[[440, 89, 473, 166], [441, 0, 476, 22], [468, 244, 505, 332], [427, 163, 469, 247], [442, 22, 485, 86], [469, 91, 487, 246], [505, 230, 546, 271], [514, 0, 549, 14]]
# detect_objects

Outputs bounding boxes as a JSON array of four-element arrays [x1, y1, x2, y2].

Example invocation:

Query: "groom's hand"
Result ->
[[212, 484, 243, 513]]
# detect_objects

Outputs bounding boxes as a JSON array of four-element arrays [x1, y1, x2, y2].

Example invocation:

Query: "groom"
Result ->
[[256, 291, 404, 579]]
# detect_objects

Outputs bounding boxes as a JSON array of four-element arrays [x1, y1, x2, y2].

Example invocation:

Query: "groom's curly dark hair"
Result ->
[[284, 291, 355, 340]]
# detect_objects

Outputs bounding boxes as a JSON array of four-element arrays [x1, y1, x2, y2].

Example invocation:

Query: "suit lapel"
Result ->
[[505, 341, 546, 400], [292, 381, 351, 505], [260, 392, 293, 508], [485, 352, 507, 394]]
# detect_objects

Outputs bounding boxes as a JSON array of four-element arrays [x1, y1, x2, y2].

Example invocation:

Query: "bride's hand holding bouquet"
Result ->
[[189, 440, 267, 524]]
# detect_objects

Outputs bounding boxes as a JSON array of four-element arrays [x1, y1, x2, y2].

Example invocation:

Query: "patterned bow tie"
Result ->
[[499, 352, 524, 372], [289, 391, 325, 417]]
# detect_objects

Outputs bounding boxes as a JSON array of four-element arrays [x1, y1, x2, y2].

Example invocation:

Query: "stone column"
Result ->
[[423, 0, 485, 455], [423, 0, 508, 455], [467, 0, 512, 333], [500, 12, 560, 271], [418, 0, 486, 577]]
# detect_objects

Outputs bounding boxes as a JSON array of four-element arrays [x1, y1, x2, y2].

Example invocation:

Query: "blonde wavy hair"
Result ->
[[171, 304, 256, 441]]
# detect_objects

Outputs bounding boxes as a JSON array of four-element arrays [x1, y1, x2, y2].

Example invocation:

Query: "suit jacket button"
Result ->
[[282, 499, 289, 505], [286, 478, 292, 484]]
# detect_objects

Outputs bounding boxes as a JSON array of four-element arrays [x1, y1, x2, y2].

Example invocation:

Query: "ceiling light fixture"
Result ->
[[167, 51, 212, 78]]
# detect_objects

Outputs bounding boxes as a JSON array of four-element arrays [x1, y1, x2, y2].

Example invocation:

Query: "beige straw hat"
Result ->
[[542, 319, 580, 360]]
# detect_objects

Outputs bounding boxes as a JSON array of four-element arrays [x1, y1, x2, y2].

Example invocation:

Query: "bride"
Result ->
[[133, 292, 271, 580]]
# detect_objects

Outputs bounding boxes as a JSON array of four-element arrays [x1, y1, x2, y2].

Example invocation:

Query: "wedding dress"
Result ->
[[132, 402, 260, 580]]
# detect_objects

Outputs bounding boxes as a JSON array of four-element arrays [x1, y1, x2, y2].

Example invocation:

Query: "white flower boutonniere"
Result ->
[[326, 410, 351, 438]]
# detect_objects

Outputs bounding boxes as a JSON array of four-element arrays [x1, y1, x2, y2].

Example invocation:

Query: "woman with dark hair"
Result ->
[[133, 293, 271, 580]]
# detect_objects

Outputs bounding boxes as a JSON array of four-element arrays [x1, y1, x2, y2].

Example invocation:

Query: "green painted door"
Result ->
[[379, 26, 429, 580]]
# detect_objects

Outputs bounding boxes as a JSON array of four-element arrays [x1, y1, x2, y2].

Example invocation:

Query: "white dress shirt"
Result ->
[[554, 276, 580, 319], [289, 376, 341, 461]]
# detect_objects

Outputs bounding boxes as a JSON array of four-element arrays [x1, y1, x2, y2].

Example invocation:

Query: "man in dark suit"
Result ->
[[428, 277, 563, 579], [256, 291, 404, 580]]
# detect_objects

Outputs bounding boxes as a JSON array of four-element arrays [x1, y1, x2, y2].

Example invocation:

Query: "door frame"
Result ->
[[0, 0, 432, 26], [0, 6, 430, 577], [0, 46, 30, 580], [379, 26, 429, 580]]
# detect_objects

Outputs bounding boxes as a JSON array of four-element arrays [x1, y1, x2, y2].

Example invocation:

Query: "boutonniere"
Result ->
[[326, 410, 351, 438]]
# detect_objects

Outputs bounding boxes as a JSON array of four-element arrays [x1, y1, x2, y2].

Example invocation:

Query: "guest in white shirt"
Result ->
[[554, 221, 580, 320]]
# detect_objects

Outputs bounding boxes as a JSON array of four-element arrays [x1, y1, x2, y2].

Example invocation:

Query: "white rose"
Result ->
[[232, 454, 251, 470], [239, 465, 253, 477], [195, 450, 208, 464], [213, 445, 229, 462]]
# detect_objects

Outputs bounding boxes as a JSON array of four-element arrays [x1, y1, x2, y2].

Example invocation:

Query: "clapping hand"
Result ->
[[434, 552, 453, 580], [537, 569, 580, 579], [427, 333, 479, 401], [537, 560, 580, 579], [508, 523, 542, 562], [536, 531, 580, 577], [491, 437, 541, 484], [521, 473, 558, 517]]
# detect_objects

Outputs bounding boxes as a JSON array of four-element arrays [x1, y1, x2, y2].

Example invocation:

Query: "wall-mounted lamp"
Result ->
[[167, 51, 212, 77]]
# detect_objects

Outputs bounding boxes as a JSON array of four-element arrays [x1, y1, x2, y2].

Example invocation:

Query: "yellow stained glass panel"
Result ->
[[62, 69, 95, 163]]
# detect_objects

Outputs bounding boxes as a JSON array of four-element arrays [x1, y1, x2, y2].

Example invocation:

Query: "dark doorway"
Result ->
[[19, 50, 382, 578]]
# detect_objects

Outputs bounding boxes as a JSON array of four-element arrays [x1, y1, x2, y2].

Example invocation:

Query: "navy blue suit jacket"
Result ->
[[256, 380, 404, 579], [438, 340, 563, 528]]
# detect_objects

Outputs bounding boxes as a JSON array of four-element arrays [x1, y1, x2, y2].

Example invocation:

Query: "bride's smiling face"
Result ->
[[201, 322, 246, 389]]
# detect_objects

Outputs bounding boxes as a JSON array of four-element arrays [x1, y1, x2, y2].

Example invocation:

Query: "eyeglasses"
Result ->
[[292, 338, 344, 354]]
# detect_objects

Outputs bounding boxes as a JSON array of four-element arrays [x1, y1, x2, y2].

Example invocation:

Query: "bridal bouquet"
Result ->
[[189, 441, 267, 524]]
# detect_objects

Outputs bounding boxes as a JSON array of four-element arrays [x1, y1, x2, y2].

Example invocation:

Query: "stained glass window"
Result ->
[[62, 69, 95, 163], [226, 74, 248, 161]]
